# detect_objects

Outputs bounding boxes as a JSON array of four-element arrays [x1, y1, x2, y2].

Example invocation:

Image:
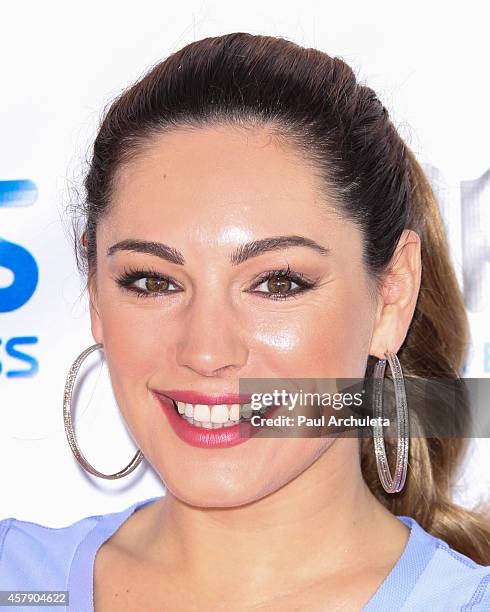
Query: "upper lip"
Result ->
[[153, 389, 253, 405]]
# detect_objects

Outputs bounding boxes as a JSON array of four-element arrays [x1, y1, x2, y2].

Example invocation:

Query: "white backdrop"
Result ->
[[0, 0, 489, 526]]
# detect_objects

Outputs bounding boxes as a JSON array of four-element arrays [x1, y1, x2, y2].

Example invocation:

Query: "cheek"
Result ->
[[96, 300, 171, 406], [331, 280, 375, 376], [105, 313, 152, 368], [250, 289, 373, 378]]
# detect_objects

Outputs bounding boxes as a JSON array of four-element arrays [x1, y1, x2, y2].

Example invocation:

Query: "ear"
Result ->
[[82, 231, 104, 346], [369, 229, 422, 359], [87, 271, 104, 345]]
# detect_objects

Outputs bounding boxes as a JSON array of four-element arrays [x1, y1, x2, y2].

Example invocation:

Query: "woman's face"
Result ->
[[89, 124, 382, 506]]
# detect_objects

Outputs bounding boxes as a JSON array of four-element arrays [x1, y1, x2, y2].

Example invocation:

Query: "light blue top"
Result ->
[[0, 495, 489, 611]]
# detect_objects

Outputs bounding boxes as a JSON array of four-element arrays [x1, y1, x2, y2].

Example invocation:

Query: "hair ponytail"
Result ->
[[361, 148, 490, 565]]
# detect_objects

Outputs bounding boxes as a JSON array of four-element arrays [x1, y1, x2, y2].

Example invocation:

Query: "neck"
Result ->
[[129, 437, 403, 605]]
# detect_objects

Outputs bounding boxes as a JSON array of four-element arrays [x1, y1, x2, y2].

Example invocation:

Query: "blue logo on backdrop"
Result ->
[[0, 238, 38, 312], [0, 179, 38, 208], [0, 179, 39, 377]]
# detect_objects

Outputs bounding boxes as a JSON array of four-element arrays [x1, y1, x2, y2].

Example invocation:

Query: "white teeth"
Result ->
[[210, 404, 229, 423], [193, 404, 210, 422], [241, 403, 252, 418], [229, 403, 240, 421], [174, 400, 258, 428]]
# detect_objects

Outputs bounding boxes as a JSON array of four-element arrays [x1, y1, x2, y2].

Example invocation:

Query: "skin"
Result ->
[[87, 124, 422, 611]]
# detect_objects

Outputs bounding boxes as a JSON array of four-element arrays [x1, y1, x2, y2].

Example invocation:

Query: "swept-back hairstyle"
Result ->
[[73, 32, 490, 563]]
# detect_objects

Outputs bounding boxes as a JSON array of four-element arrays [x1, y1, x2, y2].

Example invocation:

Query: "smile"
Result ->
[[153, 391, 283, 449], [173, 400, 270, 429]]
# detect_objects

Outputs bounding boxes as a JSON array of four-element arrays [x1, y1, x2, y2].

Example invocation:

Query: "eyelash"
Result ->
[[114, 264, 318, 301]]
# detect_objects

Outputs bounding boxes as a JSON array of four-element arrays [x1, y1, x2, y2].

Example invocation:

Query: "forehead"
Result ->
[[99, 125, 348, 250]]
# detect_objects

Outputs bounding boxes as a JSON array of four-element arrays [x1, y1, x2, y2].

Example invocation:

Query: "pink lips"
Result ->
[[152, 390, 282, 449]]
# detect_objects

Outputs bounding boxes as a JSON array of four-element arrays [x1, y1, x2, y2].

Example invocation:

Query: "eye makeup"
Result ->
[[113, 262, 319, 301]]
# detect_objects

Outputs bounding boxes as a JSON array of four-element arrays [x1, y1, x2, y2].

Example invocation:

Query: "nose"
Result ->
[[176, 291, 249, 378]]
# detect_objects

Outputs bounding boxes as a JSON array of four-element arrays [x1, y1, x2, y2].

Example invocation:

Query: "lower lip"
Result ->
[[154, 393, 282, 449]]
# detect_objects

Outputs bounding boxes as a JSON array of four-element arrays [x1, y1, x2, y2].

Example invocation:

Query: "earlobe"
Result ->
[[369, 304, 399, 360], [368, 229, 422, 360]]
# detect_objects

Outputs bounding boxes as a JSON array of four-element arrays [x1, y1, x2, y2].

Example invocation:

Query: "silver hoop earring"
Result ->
[[372, 351, 409, 493], [63, 343, 144, 480]]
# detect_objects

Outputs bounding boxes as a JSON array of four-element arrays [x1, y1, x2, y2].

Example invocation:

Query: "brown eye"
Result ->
[[267, 274, 292, 295], [116, 269, 180, 297], [145, 277, 169, 292], [250, 267, 316, 301]]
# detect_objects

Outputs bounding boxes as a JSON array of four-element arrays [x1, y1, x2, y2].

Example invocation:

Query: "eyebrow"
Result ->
[[106, 235, 330, 266]]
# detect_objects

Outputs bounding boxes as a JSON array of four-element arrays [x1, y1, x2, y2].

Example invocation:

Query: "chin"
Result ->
[[161, 471, 273, 508]]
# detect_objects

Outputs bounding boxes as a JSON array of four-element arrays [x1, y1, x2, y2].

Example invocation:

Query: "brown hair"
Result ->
[[72, 32, 490, 563]]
